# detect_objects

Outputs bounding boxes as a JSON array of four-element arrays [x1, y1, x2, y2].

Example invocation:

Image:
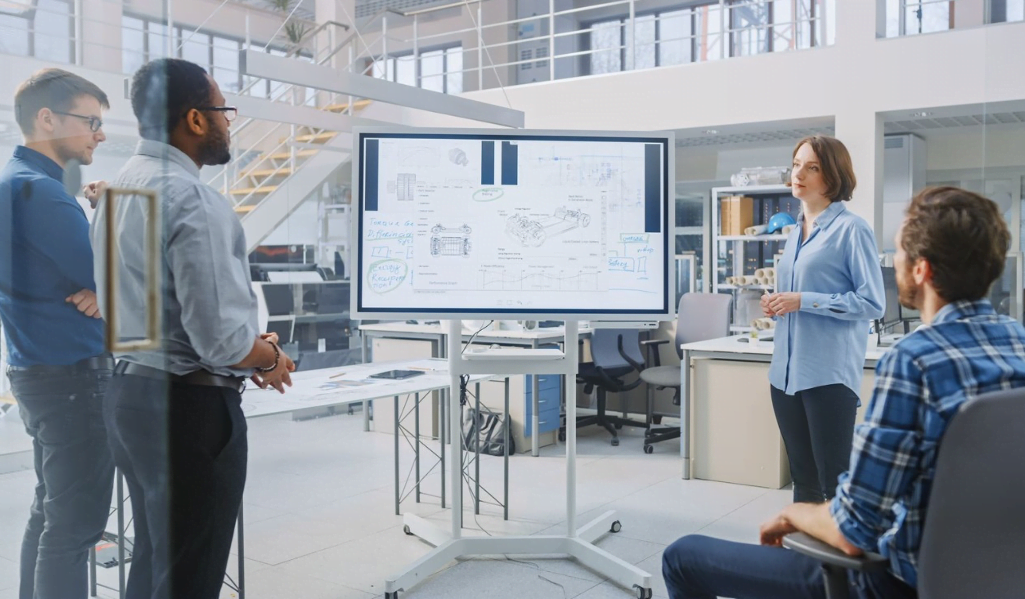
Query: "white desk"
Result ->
[[358, 323, 588, 456], [678, 336, 889, 486]]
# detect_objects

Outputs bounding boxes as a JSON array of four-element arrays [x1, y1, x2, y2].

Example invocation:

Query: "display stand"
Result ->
[[383, 319, 653, 598]]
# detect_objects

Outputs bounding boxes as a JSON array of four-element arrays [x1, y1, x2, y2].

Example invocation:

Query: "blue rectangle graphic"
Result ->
[[644, 144, 661, 233], [481, 141, 495, 185], [364, 138, 379, 211], [501, 141, 518, 185]]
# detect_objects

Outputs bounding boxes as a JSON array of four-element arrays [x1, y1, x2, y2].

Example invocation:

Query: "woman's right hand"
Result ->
[[761, 293, 776, 317]]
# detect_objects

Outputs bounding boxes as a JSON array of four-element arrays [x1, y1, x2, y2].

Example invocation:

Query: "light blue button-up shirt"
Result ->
[[91, 140, 259, 377], [768, 201, 885, 395]]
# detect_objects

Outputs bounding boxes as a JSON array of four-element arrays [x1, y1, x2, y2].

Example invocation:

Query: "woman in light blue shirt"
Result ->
[[762, 136, 885, 503]]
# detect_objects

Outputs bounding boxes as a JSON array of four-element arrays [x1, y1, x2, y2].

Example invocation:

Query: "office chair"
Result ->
[[635, 293, 732, 454], [572, 329, 648, 447], [783, 386, 1025, 599]]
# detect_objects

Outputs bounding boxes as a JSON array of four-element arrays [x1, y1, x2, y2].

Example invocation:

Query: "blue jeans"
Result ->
[[662, 535, 917, 599], [10, 365, 114, 599]]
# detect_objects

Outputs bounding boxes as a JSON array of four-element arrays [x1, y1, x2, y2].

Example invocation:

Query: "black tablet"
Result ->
[[370, 369, 424, 380]]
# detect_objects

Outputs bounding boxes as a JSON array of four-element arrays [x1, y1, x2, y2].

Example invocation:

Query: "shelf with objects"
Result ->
[[711, 184, 800, 336]]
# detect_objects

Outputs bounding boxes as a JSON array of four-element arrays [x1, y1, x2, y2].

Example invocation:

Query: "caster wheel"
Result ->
[[644, 445, 654, 454], [633, 585, 652, 599], [403, 525, 413, 536], [611, 438, 619, 447], [558, 429, 566, 442], [614, 423, 623, 430], [386, 593, 400, 599], [610, 520, 622, 533]]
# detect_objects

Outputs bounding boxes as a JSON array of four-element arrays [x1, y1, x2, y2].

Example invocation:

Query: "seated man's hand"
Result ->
[[66, 289, 102, 319], [759, 512, 797, 547]]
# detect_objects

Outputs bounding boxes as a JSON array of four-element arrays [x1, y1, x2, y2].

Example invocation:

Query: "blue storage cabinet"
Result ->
[[524, 374, 562, 437]]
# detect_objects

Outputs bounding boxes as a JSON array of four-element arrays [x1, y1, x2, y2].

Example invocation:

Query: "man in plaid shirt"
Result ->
[[663, 186, 1025, 599]]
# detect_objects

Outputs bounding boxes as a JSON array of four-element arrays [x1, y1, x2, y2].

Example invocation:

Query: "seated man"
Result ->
[[662, 186, 1025, 599]]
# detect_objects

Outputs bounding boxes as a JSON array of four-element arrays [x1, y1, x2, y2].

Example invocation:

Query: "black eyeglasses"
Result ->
[[51, 111, 103, 132], [195, 106, 238, 122]]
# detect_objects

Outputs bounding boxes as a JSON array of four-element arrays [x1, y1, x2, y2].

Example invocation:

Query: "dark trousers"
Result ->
[[770, 384, 859, 503], [104, 371, 247, 599], [9, 366, 114, 599], [662, 534, 917, 599]]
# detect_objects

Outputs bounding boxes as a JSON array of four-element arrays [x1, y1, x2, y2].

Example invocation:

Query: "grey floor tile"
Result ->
[[222, 566, 374, 599], [402, 557, 602, 599], [271, 524, 438, 595]]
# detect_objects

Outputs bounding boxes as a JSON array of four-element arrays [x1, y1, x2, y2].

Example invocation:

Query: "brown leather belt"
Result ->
[[114, 361, 246, 393]]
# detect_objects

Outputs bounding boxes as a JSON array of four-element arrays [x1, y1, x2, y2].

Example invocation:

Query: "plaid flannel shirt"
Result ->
[[829, 299, 1025, 587]]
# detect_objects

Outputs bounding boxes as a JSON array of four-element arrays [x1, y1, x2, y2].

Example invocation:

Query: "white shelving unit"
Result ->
[[711, 185, 798, 332]]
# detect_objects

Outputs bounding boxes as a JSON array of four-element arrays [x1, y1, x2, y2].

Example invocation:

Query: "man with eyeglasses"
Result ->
[[0, 68, 113, 599], [90, 58, 294, 599]]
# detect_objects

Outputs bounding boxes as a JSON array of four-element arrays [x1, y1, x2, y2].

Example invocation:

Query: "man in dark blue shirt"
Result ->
[[0, 68, 113, 599]]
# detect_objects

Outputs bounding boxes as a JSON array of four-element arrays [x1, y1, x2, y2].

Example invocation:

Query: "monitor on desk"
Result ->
[[262, 284, 294, 317], [351, 127, 675, 321], [879, 266, 902, 333]]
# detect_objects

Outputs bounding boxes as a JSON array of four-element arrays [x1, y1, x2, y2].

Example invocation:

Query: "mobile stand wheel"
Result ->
[[385, 593, 400, 599], [633, 585, 653, 599], [403, 525, 413, 536], [610, 520, 622, 533], [643, 444, 654, 454]]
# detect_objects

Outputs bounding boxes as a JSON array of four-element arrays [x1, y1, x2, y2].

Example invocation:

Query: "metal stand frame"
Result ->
[[383, 320, 653, 599]]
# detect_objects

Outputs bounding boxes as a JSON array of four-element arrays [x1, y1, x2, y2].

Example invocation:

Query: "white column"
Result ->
[[81, 0, 124, 72], [953, 0, 987, 29], [835, 111, 884, 249]]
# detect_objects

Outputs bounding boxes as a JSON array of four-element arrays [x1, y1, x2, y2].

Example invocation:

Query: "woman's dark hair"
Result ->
[[130, 58, 212, 141], [901, 186, 1010, 302], [785, 135, 857, 203]]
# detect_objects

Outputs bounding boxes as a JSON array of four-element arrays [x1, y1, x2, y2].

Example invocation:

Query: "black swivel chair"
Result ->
[[635, 293, 732, 454], [572, 329, 648, 447], [783, 386, 1025, 599]]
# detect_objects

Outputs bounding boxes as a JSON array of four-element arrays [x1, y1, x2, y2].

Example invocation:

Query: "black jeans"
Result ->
[[104, 371, 247, 599], [662, 534, 917, 599], [770, 384, 859, 503], [9, 365, 114, 599]]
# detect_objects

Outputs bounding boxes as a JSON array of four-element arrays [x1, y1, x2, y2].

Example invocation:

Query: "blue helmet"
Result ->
[[765, 212, 797, 234]]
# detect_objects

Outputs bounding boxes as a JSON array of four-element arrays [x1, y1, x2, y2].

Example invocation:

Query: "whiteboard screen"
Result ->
[[353, 128, 674, 319]]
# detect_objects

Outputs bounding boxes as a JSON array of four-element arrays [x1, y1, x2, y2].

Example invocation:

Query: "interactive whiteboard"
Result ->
[[351, 128, 674, 320]]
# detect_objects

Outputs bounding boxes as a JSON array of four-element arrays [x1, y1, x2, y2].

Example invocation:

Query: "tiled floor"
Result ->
[[0, 408, 790, 599]]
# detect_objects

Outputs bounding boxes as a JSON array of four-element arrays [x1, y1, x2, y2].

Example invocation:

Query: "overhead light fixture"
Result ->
[[704, 129, 719, 135], [911, 111, 933, 117]]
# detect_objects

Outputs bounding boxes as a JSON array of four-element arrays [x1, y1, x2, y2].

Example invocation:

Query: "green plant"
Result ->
[[266, 0, 308, 50]]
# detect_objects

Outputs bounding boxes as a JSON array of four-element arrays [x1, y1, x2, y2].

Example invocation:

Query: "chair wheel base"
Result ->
[[643, 445, 654, 454]]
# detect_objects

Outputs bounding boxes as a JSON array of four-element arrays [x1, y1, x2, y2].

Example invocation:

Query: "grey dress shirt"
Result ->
[[91, 140, 258, 377]]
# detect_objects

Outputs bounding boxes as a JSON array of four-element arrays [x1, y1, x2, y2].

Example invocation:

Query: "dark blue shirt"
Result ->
[[0, 146, 104, 366]]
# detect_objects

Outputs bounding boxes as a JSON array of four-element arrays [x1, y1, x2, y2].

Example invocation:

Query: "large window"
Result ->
[[371, 45, 464, 95], [585, 1, 833, 75], [0, 0, 74, 62], [122, 16, 248, 94]]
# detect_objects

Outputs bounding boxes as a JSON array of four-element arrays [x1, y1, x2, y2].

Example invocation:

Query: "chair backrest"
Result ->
[[675, 293, 733, 356], [590, 328, 644, 371], [918, 386, 1025, 599]]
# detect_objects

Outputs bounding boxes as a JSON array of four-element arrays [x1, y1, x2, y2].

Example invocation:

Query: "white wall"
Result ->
[[398, 2, 1025, 243]]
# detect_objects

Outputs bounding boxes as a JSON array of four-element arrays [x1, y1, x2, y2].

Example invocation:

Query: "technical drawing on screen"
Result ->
[[352, 128, 675, 319]]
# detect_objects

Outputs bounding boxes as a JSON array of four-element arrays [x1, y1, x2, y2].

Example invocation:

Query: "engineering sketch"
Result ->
[[448, 148, 468, 166], [397, 173, 416, 201], [430, 224, 473, 257], [506, 207, 591, 247]]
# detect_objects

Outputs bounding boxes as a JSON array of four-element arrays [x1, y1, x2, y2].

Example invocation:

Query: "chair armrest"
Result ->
[[782, 533, 888, 573], [640, 339, 669, 366]]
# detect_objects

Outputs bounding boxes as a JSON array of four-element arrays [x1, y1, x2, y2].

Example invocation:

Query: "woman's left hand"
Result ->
[[767, 292, 802, 316]]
